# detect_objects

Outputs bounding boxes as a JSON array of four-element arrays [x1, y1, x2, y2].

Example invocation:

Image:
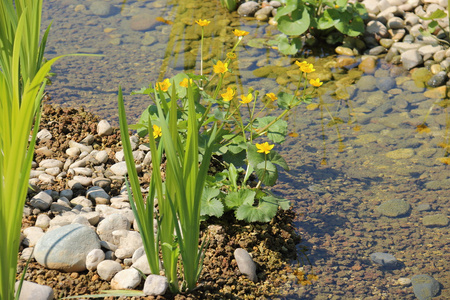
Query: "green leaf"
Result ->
[[420, 9, 447, 20], [255, 161, 278, 186], [247, 38, 267, 49], [254, 116, 288, 144], [276, 34, 302, 55], [277, 91, 298, 109], [235, 198, 278, 222], [263, 194, 291, 210], [276, 6, 310, 36], [224, 189, 256, 210], [200, 187, 224, 217]]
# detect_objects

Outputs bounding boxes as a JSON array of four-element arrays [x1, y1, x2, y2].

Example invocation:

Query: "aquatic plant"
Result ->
[[0, 0, 71, 299], [132, 25, 322, 223], [418, 0, 450, 45], [274, 0, 368, 54]]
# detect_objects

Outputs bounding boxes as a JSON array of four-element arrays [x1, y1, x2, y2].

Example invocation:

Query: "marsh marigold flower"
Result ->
[[221, 87, 235, 102], [195, 19, 210, 26], [256, 142, 274, 154], [233, 29, 249, 37], [152, 124, 162, 138], [295, 61, 315, 73], [239, 93, 253, 104], [310, 78, 323, 87], [156, 79, 171, 92], [179, 78, 193, 88], [266, 93, 277, 101], [213, 60, 228, 74]]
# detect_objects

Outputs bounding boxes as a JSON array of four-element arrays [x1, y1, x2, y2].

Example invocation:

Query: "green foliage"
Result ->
[[220, 0, 238, 12], [418, 6, 450, 45], [0, 1, 75, 299], [271, 0, 368, 55]]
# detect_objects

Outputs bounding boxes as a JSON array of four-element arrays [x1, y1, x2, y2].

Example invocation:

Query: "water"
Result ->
[[42, 0, 449, 298]]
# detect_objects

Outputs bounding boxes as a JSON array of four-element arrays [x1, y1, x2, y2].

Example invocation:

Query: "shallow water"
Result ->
[[42, 0, 449, 299]]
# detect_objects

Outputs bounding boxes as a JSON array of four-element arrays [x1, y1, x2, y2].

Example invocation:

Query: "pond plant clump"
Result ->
[[115, 19, 323, 296]]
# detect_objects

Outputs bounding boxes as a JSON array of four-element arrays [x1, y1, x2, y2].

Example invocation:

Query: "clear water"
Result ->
[[42, 0, 449, 298]]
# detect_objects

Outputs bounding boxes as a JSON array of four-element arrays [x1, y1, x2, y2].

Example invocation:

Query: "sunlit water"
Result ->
[[42, 0, 449, 298]]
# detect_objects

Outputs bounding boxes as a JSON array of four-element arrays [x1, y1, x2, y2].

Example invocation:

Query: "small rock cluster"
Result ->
[[17, 107, 273, 299]]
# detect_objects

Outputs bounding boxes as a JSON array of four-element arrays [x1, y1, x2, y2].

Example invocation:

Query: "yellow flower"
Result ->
[[221, 87, 235, 102], [152, 124, 162, 138], [156, 79, 171, 92], [226, 52, 237, 59], [179, 78, 193, 88], [239, 93, 253, 104], [295, 61, 308, 68], [213, 60, 228, 74], [233, 29, 249, 37], [310, 78, 323, 87], [295, 61, 315, 73], [256, 142, 274, 154], [195, 19, 210, 27], [266, 93, 277, 101]]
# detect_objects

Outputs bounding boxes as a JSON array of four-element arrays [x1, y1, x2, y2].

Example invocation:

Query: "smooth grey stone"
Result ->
[[132, 255, 151, 275], [39, 159, 63, 169], [411, 274, 440, 300], [89, 1, 112, 16], [370, 252, 398, 268], [111, 268, 141, 290], [422, 214, 449, 227], [401, 49, 423, 70], [234, 248, 257, 282], [30, 191, 53, 210], [376, 199, 410, 217], [97, 260, 122, 281], [37, 129, 52, 141], [87, 186, 111, 205], [110, 161, 128, 176], [15, 280, 54, 300], [427, 71, 448, 87], [376, 77, 396, 91], [34, 224, 101, 272], [237, 1, 259, 16], [356, 76, 376, 92], [416, 204, 432, 212], [143, 275, 169, 296], [86, 249, 105, 271]]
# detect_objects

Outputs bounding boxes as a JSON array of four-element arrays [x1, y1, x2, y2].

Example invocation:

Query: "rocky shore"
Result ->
[[18, 105, 302, 299]]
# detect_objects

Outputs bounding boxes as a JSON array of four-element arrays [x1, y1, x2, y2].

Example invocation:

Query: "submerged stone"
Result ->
[[376, 199, 410, 217]]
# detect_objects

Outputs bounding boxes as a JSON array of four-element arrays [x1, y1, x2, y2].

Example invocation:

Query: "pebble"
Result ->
[[385, 148, 415, 159], [37, 129, 52, 141], [97, 213, 131, 244], [110, 161, 128, 176], [411, 274, 440, 300], [97, 120, 113, 136], [130, 13, 158, 31], [132, 254, 152, 274], [237, 1, 260, 16], [234, 248, 257, 282], [376, 199, 410, 217], [39, 159, 63, 169], [401, 49, 423, 69], [143, 275, 169, 296], [422, 214, 449, 227], [370, 252, 398, 268], [398, 277, 412, 286], [87, 186, 111, 205], [86, 249, 105, 271], [335, 46, 354, 56], [15, 280, 54, 300], [111, 268, 141, 289], [35, 214, 51, 229], [427, 71, 448, 87], [22, 226, 45, 247], [97, 260, 123, 281], [34, 224, 101, 272], [30, 191, 53, 210], [89, 1, 112, 17]]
